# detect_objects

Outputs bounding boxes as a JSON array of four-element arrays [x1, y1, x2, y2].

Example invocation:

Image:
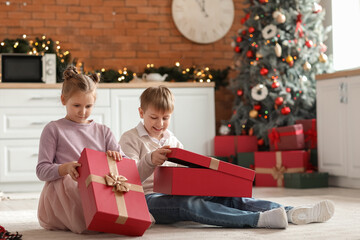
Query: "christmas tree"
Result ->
[[225, 0, 332, 148]]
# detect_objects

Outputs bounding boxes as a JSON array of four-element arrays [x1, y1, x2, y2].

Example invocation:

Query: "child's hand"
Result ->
[[151, 146, 172, 166], [58, 161, 81, 181], [107, 150, 122, 161]]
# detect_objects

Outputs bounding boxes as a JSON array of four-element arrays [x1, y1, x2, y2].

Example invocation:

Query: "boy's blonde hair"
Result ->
[[140, 85, 175, 113], [61, 65, 100, 102]]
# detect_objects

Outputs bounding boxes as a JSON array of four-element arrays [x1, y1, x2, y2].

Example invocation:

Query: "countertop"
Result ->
[[316, 68, 360, 80], [0, 81, 215, 89]]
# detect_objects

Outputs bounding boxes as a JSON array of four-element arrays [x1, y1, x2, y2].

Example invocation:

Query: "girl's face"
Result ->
[[139, 105, 172, 140], [61, 91, 96, 124]]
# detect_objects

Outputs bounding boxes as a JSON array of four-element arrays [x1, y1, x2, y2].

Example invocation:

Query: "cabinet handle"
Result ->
[[32, 153, 39, 157], [30, 97, 59, 101], [31, 122, 48, 125], [340, 96, 348, 104]]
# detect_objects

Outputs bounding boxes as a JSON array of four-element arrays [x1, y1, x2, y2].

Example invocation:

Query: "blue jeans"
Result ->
[[146, 193, 292, 228]]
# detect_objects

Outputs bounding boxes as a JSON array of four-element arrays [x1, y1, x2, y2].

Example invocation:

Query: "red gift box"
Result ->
[[254, 151, 308, 187], [154, 148, 255, 197], [268, 124, 305, 151], [214, 135, 258, 157], [295, 119, 317, 149], [77, 148, 152, 236]]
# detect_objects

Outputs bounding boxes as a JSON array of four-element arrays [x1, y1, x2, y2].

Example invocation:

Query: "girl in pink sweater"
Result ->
[[36, 66, 124, 234]]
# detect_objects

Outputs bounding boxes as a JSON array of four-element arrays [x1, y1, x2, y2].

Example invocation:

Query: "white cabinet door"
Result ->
[[346, 76, 360, 178], [111, 87, 215, 156], [317, 78, 347, 176]]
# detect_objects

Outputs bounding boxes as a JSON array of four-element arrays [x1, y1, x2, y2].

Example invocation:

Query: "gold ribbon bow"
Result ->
[[105, 172, 131, 193]]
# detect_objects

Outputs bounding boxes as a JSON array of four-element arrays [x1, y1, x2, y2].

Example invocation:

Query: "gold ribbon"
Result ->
[[85, 156, 144, 224], [255, 152, 305, 187], [210, 157, 220, 170]]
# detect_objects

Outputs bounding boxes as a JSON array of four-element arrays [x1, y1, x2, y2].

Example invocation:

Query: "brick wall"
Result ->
[[0, 0, 246, 73]]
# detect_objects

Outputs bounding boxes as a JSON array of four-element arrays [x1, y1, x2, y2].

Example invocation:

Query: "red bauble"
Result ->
[[272, 81, 280, 88], [288, 60, 294, 67], [305, 40, 313, 48], [281, 106, 291, 115], [275, 97, 284, 105], [286, 87, 291, 93], [236, 36, 242, 42], [254, 104, 261, 111], [237, 89, 243, 96], [257, 138, 264, 146], [259, 0, 267, 3], [246, 50, 254, 58], [241, 17, 246, 24], [260, 67, 269, 76], [248, 27, 255, 33], [242, 30, 247, 35], [235, 46, 241, 53], [245, 13, 250, 20]]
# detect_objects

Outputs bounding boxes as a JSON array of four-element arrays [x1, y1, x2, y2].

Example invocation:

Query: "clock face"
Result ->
[[172, 0, 235, 44]]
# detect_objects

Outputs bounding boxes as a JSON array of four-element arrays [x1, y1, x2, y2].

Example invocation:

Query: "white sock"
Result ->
[[287, 200, 335, 225], [257, 207, 288, 229]]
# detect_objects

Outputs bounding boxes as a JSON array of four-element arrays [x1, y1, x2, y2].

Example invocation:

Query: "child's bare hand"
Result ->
[[107, 150, 122, 161], [59, 161, 81, 181], [151, 146, 172, 166]]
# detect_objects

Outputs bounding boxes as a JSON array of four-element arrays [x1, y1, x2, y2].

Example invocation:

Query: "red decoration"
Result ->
[[295, 14, 304, 37], [281, 106, 291, 115], [245, 13, 250, 20], [246, 50, 254, 58], [248, 27, 255, 33], [260, 67, 269, 76], [237, 89, 243, 96], [241, 17, 246, 24], [305, 40, 313, 48], [320, 42, 327, 52], [257, 138, 264, 146], [272, 81, 280, 88], [236, 36, 243, 42], [259, 0, 268, 3], [288, 61, 294, 67], [286, 87, 291, 93], [254, 104, 261, 111], [275, 97, 283, 106], [242, 30, 247, 35], [235, 46, 241, 53]]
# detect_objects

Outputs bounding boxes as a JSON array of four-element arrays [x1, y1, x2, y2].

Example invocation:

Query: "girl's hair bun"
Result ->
[[89, 73, 100, 84], [63, 65, 79, 81]]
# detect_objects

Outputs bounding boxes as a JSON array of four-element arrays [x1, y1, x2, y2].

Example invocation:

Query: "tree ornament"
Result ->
[[248, 27, 255, 33], [281, 106, 291, 115], [320, 42, 327, 52], [275, 96, 284, 106], [235, 46, 241, 53], [241, 17, 246, 24], [305, 40, 313, 48], [246, 50, 254, 58], [319, 53, 328, 63], [286, 55, 293, 63], [288, 60, 294, 67], [272, 81, 280, 88], [251, 84, 268, 101], [254, 15, 259, 20], [256, 52, 263, 58], [249, 128, 254, 136], [299, 75, 308, 83], [242, 30, 247, 35], [254, 104, 261, 111], [257, 138, 264, 146], [236, 36, 242, 42], [274, 43, 282, 57], [313, 2, 323, 13], [286, 87, 291, 93], [303, 61, 311, 71], [259, 0, 268, 4], [237, 89, 243, 96], [262, 24, 277, 39], [260, 67, 269, 76], [276, 13, 286, 24], [272, 10, 281, 19], [249, 109, 259, 118], [219, 124, 231, 135]]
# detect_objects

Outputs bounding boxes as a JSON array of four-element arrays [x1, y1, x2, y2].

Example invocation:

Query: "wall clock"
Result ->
[[172, 0, 235, 44]]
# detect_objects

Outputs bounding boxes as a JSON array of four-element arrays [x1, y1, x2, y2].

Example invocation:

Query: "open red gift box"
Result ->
[[77, 148, 152, 236], [153, 148, 255, 197]]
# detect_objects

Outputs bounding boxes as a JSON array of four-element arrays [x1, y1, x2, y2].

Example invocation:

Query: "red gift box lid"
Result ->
[[166, 148, 255, 181]]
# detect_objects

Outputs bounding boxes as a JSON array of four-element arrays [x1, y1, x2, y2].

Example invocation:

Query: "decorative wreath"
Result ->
[[251, 84, 269, 101], [262, 24, 277, 39]]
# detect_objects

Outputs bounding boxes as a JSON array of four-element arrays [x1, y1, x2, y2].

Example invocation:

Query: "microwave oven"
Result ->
[[0, 53, 56, 83]]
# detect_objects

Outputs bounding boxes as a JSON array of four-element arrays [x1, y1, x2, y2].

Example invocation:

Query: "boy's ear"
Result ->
[[60, 95, 66, 105], [138, 107, 144, 119]]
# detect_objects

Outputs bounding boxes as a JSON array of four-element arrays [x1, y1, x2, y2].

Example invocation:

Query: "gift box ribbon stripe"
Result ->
[[305, 120, 317, 148], [84, 156, 144, 225], [255, 152, 305, 187], [210, 158, 220, 170]]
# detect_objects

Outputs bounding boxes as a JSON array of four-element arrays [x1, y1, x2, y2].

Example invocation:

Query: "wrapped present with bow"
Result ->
[[268, 124, 305, 151], [214, 135, 258, 157], [254, 151, 308, 187], [295, 119, 317, 149], [77, 148, 152, 236], [154, 148, 255, 197]]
